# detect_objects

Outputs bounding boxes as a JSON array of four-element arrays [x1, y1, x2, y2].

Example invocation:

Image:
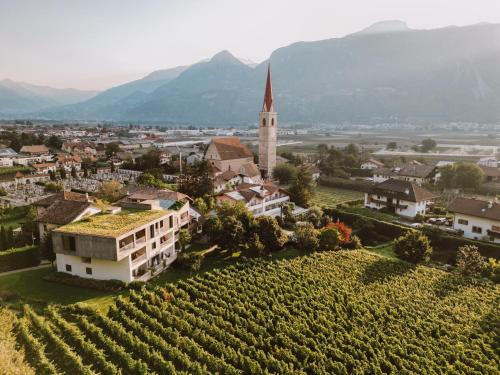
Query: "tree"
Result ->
[[307, 206, 323, 228], [454, 163, 484, 189], [386, 142, 397, 150], [421, 138, 437, 152], [255, 216, 287, 252], [45, 135, 63, 150], [178, 160, 214, 198], [59, 168, 67, 180], [83, 167, 89, 178], [178, 229, 192, 252], [222, 216, 246, 252], [40, 232, 56, 264], [273, 163, 298, 185], [394, 231, 432, 263], [325, 221, 352, 244], [319, 227, 341, 251], [97, 180, 125, 202], [289, 165, 315, 207], [137, 172, 168, 188], [193, 197, 208, 216], [455, 245, 486, 276], [70, 166, 77, 178], [245, 233, 265, 258], [294, 223, 319, 252], [105, 142, 120, 157], [439, 164, 455, 188]]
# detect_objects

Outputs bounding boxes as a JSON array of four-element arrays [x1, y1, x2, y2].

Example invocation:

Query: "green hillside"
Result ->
[[17, 251, 499, 374]]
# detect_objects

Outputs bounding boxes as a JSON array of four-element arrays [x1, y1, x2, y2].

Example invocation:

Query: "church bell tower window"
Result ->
[[262, 118, 266, 127]]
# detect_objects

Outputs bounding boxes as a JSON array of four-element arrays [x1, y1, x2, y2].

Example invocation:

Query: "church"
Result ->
[[205, 65, 277, 182]]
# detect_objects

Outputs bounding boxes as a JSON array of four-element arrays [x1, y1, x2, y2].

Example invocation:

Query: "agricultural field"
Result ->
[[311, 185, 364, 208], [15, 251, 499, 374]]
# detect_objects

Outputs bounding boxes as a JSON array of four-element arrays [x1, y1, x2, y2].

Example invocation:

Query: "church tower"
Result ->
[[258, 65, 277, 178]]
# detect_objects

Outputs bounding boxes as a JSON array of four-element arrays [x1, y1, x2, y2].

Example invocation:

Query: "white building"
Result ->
[[373, 164, 438, 185], [364, 178, 437, 219], [0, 148, 18, 167], [52, 205, 178, 282], [361, 158, 385, 170], [448, 197, 500, 243], [216, 182, 291, 217], [477, 157, 498, 168]]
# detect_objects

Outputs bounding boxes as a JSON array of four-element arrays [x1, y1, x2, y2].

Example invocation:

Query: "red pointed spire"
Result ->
[[262, 64, 274, 112]]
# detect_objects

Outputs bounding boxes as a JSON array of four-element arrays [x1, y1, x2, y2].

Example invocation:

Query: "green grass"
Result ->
[[364, 242, 396, 259], [0, 266, 118, 312], [342, 206, 397, 222], [311, 185, 364, 208]]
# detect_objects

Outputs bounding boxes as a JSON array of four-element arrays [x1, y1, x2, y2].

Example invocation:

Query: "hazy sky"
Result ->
[[1, 0, 499, 91]]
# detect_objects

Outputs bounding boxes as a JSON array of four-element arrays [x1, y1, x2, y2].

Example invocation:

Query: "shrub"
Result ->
[[43, 272, 127, 291], [176, 252, 205, 272], [325, 221, 352, 244], [394, 232, 433, 264], [483, 258, 500, 283], [319, 227, 341, 251], [294, 223, 319, 252], [0, 246, 40, 272], [344, 235, 363, 250], [455, 245, 486, 276]]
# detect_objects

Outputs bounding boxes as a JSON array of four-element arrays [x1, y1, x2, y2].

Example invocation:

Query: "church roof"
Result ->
[[211, 137, 253, 160], [262, 64, 274, 112]]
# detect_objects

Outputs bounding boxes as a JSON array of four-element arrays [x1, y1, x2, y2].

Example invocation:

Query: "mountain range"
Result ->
[[2, 21, 500, 124]]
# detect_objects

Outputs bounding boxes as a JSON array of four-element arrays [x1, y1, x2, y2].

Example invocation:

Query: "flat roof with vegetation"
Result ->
[[55, 209, 169, 238]]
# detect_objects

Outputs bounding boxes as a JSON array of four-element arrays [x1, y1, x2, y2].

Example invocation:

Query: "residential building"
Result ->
[[20, 144, 50, 156], [32, 163, 57, 175], [0, 148, 18, 167], [56, 154, 82, 171], [34, 191, 99, 238], [373, 164, 438, 185], [52, 206, 177, 282], [216, 182, 292, 217], [448, 197, 500, 243], [478, 165, 500, 182], [364, 178, 437, 218], [361, 158, 385, 170], [477, 157, 498, 168]]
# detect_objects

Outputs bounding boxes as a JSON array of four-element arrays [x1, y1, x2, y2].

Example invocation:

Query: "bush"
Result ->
[[344, 235, 363, 250], [176, 252, 205, 272], [483, 258, 500, 283], [319, 227, 341, 251], [455, 245, 486, 276], [43, 272, 127, 291], [394, 232, 433, 264], [0, 246, 40, 272], [294, 223, 319, 252]]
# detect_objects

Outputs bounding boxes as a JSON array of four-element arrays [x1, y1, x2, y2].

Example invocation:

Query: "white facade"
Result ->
[[53, 211, 178, 282], [361, 161, 383, 170], [364, 193, 429, 218], [452, 213, 500, 243]]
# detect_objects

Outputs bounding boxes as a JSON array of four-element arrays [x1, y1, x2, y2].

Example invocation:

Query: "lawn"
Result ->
[[364, 242, 396, 258], [341, 206, 397, 222], [311, 185, 364, 208]]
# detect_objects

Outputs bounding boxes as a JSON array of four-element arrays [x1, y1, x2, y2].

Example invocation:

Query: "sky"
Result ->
[[1, 0, 499, 91]]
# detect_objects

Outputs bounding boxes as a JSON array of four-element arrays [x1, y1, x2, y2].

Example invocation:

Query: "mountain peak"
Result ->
[[356, 20, 411, 35], [210, 50, 241, 64]]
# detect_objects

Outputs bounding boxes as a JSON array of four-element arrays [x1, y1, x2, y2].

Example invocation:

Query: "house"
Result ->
[[373, 164, 438, 185], [478, 165, 500, 182], [0, 148, 18, 167], [20, 145, 50, 156], [238, 162, 262, 184], [448, 197, 500, 243], [32, 163, 57, 175], [364, 178, 437, 219], [33, 191, 99, 238], [361, 158, 385, 170], [51, 206, 177, 282], [216, 182, 291, 217], [213, 170, 240, 193], [56, 154, 82, 171], [478, 157, 498, 168], [14, 171, 50, 185]]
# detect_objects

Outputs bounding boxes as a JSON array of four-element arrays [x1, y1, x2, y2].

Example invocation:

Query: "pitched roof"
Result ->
[[33, 191, 91, 208], [262, 64, 274, 112], [374, 164, 436, 178], [448, 197, 500, 221], [479, 165, 500, 178], [369, 178, 437, 202], [36, 200, 92, 225], [20, 145, 49, 154], [363, 158, 384, 167], [121, 185, 191, 203], [211, 137, 253, 160], [239, 162, 261, 178], [33, 163, 56, 169], [221, 170, 239, 180]]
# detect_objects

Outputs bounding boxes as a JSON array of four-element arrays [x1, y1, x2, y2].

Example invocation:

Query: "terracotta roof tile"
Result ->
[[448, 197, 500, 221]]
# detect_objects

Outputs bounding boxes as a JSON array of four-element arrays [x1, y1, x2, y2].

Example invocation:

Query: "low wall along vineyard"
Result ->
[[17, 251, 499, 374]]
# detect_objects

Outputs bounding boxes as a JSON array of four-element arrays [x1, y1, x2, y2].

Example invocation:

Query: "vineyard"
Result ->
[[16, 251, 499, 374], [310, 186, 364, 208]]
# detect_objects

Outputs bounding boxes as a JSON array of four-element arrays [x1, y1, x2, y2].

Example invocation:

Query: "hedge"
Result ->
[[324, 208, 500, 262], [319, 177, 374, 193], [0, 246, 40, 273], [43, 272, 127, 291]]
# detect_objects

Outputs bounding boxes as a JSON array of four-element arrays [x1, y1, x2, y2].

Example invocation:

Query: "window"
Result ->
[[62, 236, 76, 252], [150, 224, 155, 237], [152, 241, 157, 250], [86, 267, 92, 275], [81, 257, 91, 264], [458, 219, 468, 225], [271, 118, 275, 126], [262, 118, 266, 126], [159, 220, 164, 228], [472, 226, 482, 234], [65, 264, 72, 272], [169, 216, 173, 228]]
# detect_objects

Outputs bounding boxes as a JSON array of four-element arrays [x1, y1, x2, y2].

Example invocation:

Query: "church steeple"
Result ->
[[258, 64, 277, 178], [262, 64, 274, 112]]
